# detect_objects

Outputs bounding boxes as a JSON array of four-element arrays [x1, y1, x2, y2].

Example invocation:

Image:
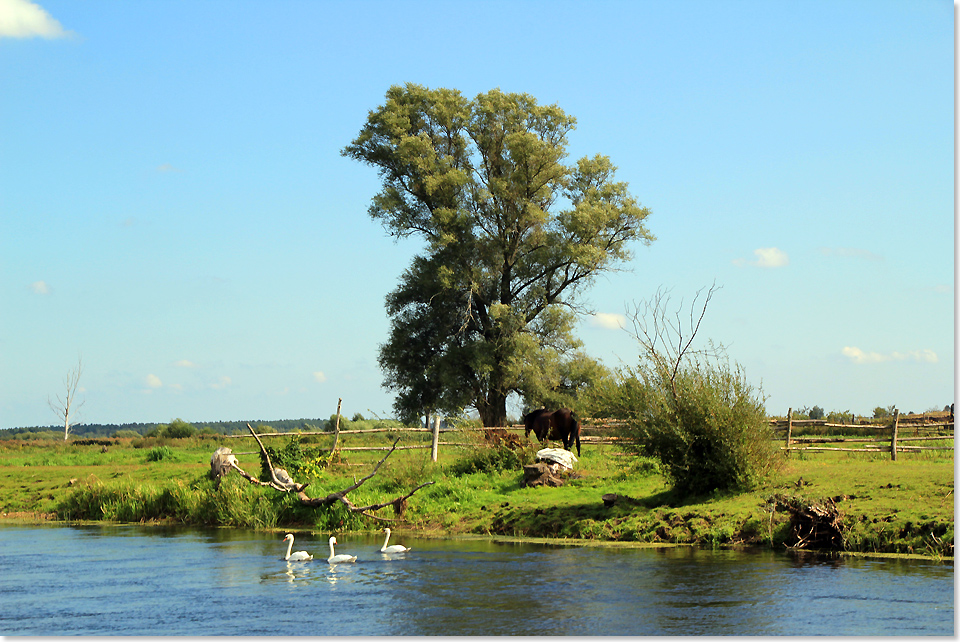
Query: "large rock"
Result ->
[[536, 448, 578, 470]]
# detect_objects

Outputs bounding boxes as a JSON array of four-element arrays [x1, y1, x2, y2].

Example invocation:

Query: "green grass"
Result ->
[[0, 432, 952, 557]]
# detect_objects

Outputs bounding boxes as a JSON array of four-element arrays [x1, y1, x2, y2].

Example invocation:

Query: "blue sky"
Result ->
[[0, 0, 953, 429]]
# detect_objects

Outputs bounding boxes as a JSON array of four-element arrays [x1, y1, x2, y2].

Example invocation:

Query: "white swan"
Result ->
[[380, 527, 411, 553], [282, 533, 313, 561], [327, 536, 357, 564]]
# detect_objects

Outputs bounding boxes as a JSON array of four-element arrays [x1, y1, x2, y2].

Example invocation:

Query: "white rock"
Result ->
[[536, 448, 578, 470]]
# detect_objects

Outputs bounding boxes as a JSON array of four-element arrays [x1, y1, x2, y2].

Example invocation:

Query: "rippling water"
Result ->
[[0, 525, 952, 635]]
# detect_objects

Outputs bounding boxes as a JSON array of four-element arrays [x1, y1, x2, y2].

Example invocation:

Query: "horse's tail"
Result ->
[[573, 415, 581, 457]]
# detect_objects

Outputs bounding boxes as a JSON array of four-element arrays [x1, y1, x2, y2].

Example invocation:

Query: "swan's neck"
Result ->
[[381, 531, 391, 551], [329, 540, 336, 558], [285, 539, 293, 560]]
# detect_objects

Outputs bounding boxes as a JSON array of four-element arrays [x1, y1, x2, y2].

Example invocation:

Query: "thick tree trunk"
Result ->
[[478, 388, 508, 427]]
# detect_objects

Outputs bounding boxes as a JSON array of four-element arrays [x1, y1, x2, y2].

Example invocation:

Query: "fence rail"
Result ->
[[226, 407, 952, 461], [775, 407, 953, 459]]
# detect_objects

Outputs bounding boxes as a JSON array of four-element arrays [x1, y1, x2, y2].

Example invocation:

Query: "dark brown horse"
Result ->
[[522, 408, 581, 457]]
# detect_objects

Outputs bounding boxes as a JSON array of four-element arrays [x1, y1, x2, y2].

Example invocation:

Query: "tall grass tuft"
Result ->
[[145, 446, 174, 462]]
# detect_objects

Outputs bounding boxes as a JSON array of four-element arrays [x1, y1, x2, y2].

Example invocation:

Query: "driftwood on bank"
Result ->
[[209, 423, 434, 522], [774, 494, 846, 550]]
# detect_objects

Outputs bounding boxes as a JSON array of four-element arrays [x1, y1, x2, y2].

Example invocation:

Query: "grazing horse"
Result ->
[[522, 408, 581, 457], [523, 408, 553, 442]]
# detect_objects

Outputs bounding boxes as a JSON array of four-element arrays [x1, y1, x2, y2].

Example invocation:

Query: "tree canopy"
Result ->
[[343, 84, 655, 426]]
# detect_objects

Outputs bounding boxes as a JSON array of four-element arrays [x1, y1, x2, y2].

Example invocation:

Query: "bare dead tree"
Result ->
[[48, 356, 85, 441], [210, 422, 433, 523], [625, 282, 723, 401]]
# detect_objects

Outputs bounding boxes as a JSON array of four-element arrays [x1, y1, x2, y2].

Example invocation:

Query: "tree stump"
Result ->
[[522, 463, 566, 487]]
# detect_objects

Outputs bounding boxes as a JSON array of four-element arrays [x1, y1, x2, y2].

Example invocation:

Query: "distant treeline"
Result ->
[[0, 418, 332, 440]]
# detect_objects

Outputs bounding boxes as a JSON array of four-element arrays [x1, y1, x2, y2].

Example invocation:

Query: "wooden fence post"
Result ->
[[431, 415, 440, 462], [331, 398, 342, 453], [785, 408, 793, 455], [891, 408, 900, 461]]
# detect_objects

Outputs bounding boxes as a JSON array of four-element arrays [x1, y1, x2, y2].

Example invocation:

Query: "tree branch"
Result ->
[[626, 282, 724, 401], [246, 423, 308, 492], [221, 431, 434, 521]]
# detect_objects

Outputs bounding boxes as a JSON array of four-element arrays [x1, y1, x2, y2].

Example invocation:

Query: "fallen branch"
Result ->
[[213, 425, 434, 522], [246, 423, 308, 492]]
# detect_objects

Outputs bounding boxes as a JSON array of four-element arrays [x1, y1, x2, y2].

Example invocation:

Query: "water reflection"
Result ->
[[260, 561, 312, 585], [0, 525, 952, 636]]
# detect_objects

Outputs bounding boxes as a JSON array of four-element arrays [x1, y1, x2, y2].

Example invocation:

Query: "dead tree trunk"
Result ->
[[330, 398, 342, 454], [211, 422, 433, 523]]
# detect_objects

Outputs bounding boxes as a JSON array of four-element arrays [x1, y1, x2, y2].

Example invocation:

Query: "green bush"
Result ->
[[32, 431, 61, 440], [613, 356, 781, 496], [145, 419, 196, 439], [261, 436, 330, 481], [145, 446, 173, 462], [162, 419, 196, 439]]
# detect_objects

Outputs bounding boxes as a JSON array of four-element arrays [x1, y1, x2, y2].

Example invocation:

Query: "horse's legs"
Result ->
[[535, 416, 550, 444]]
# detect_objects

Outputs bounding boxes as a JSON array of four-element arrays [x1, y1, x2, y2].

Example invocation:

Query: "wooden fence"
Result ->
[[772, 407, 954, 460], [225, 408, 953, 462]]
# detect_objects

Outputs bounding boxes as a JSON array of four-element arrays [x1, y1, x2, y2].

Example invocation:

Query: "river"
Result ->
[[0, 524, 952, 635]]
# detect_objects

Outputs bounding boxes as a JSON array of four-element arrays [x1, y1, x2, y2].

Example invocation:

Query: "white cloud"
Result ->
[[174, 360, 197, 368], [145, 374, 163, 388], [29, 280, 49, 294], [156, 163, 183, 173], [842, 346, 938, 364], [733, 247, 789, 268], [591, 312, 626, 330], [841, 347, 884, 364], [819, 247, 884, 261], [313, 371, 327, 383], [0, 0, 71, 39], [894, 349, 938, 363], [210, 376, 231, 390], [753, 247, 789, 268]]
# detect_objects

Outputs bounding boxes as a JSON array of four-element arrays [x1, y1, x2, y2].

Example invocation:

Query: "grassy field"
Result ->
[[0, 430, 953, 558]]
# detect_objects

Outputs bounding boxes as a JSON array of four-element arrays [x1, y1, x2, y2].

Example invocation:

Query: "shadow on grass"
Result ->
[[478, 484, 765, 543]]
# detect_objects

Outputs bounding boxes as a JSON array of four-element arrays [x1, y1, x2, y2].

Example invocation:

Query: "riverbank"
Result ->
[[0, 436, 953, 557]]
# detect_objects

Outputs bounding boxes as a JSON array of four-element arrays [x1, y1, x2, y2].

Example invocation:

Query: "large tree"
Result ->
[[343, 84, 654, 426]]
